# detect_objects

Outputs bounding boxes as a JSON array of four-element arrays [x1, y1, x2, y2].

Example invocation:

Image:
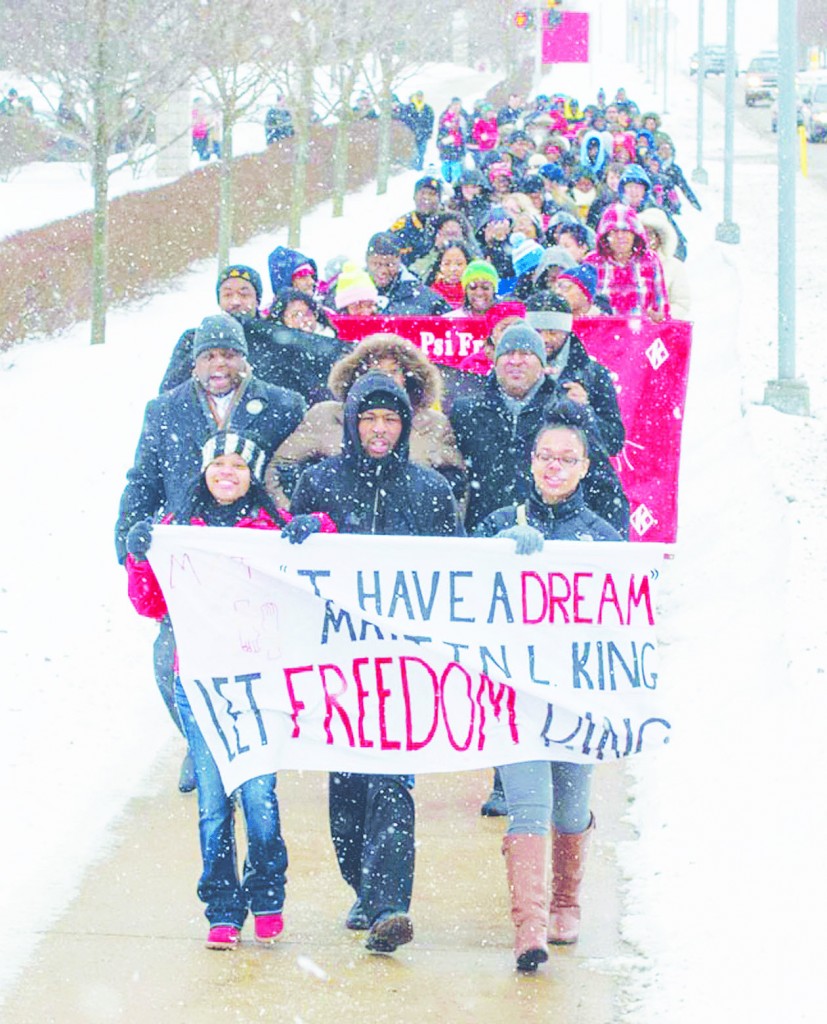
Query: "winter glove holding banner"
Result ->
[[126, 519, 154, 561], [281, 514, 322, 545], [496, 524, 545, 555]]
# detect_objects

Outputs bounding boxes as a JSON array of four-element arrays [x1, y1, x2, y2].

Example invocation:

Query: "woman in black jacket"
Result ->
[[474, 403, 621, 972]]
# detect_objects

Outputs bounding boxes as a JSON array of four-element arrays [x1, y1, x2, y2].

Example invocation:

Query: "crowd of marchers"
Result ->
[[116, 83, 696, 972]]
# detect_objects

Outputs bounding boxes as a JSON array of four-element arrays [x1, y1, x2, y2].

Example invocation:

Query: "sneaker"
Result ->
[[345, 898, 370, 931], [206, 925, 240, 950], [364, 912, 413, 954], [178, 752, 196, 794], [254, 913, 284, 944]]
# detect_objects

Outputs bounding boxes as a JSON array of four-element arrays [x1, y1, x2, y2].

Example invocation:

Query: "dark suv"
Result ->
[[690, 45, 728, 76], [745, 54, 779, 106]]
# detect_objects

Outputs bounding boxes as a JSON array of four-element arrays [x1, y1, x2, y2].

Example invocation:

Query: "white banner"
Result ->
[[149, 527, 672, 793]]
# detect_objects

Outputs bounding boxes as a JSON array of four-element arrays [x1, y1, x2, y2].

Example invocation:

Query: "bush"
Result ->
[[0, 120, 411, 348]]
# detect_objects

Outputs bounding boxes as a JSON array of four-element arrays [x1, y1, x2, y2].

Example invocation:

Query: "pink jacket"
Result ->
[[584, 203, 670, 318]]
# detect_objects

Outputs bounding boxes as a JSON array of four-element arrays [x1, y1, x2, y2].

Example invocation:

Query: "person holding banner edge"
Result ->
[[125, 429, 335, 950], [473, 400, 621, 972], [115, 313, 306, 795], [287, 370, 464, 955]]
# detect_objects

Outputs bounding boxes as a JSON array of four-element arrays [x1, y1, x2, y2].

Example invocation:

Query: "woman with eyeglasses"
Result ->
[[473, 399, 621, 973]]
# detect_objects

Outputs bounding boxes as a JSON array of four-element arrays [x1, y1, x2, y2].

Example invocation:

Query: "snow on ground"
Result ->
[[0, 62, 500, 241], [1, 9, 825, 1021]]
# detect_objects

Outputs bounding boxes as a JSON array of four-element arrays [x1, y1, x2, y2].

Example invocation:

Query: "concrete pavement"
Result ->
[[0, 746, 632, 1023]]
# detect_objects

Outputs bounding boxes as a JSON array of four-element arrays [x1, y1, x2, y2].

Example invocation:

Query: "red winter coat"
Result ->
[[583, 202, 670, 318], [472, 116, 499, 151], [126, 507, 336, 620]]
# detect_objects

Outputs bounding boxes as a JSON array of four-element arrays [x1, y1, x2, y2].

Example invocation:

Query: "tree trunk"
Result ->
[[376, 78, 394, 196], [288, 60, 314, 248], [89, 2, 109, 346], [217, 116, 233, 271], [332, 69, 357, 218]]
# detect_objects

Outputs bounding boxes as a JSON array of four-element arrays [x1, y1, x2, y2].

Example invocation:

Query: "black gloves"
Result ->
[[281, 514, 321, 545], [126, 519, 154, 561]]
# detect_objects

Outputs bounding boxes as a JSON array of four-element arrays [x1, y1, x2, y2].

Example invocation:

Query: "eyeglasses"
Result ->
[[532, 451, 584, 468]]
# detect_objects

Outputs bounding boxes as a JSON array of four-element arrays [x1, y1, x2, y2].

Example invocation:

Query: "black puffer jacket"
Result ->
[[289, 373, 463, 538], [473, 484, 621, 543]]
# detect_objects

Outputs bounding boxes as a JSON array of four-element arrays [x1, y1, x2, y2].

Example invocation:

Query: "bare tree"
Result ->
[[354, 2, 454, 196], [193, 0, 279, 269], [0, 0, 197, 344], [268, 7, 330, 249]]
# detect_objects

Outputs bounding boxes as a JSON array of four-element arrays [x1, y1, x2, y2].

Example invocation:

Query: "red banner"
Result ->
[[542, 11, 590, 65], [332, 314, 487, 365], [577, 317, 691, 546], [330, 314, 692, 545]]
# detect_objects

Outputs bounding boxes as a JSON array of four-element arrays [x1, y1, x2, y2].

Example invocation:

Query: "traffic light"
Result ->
[[514, 8, 535, 30], [547, 0, 563, 26]]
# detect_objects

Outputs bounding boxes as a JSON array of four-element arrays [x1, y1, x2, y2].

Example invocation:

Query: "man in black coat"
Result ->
[[159, 264, 345, 404], [289, 372, 462, 955], [116, 313, 306, 790], [366, 232, 450, 316], [450, 319, 628, 536], [389, 175, 444, 267], [397, 90, 434, 170]]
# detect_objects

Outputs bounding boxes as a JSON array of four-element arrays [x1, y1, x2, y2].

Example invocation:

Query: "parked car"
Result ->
[[745, 53, 779, 106], [801, 78, 827, 141], [690, 45, 729, 76], [770, 73, 810, 133]]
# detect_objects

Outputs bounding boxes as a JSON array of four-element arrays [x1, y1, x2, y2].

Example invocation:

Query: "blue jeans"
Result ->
[[153, 616, 182, 734], [413, 136, 428, 170], [329, 772, 415, 924], [176, 680, 288, 927], [499, 761, 593, 836]]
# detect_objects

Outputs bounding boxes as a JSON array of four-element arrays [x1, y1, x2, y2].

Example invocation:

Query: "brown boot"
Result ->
[[548, 814, 595, 945], [502, 833, 549, 972]]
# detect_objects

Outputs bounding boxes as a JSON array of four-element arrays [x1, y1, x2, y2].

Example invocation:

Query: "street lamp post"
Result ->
[[763, 0, 810, 414], [693, 0, 708, 184], [715, 0, 740, 243]]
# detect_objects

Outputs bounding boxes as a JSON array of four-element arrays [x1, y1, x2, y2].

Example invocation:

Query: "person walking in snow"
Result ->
[[398, 90, 434, 171], [265, 333, 466, 508], [115, 314, 305, 793], [583, 203, 669, 321], [474, 405, 619, 972], [125, 429, 335, 951], [287, 371, 464, 956], [364, 232, 451, 315], [436, 98, 469, 185], [388, 175, 445, 266]]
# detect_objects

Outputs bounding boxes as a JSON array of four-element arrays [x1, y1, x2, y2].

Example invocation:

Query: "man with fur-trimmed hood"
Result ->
[[287, 371, 463, 956]]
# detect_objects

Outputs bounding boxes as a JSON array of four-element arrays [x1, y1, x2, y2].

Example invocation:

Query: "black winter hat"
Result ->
[[458, 168, 485, 187], [192, 313, 248, 360], [358, 386, 409, 418], [414, 174, 441, 194], [366, 232, 403, 257], [216, 264, 263, 303]]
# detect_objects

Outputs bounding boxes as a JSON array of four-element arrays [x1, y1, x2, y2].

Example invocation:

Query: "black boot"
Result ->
[[480, 767, 507, 817]]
